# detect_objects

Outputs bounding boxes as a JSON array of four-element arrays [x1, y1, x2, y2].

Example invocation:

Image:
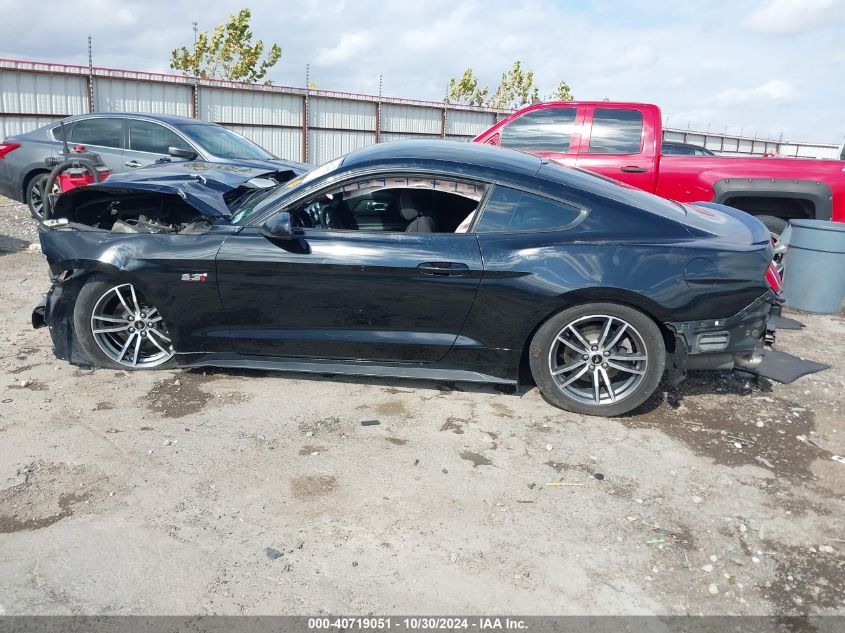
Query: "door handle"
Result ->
[[417, 262, 469, 277], [124, 160, 142, 168], [620, 165, 647, 173]]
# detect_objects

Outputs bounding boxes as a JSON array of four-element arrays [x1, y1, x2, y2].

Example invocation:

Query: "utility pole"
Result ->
[[192, 21, 198, 46], [87, 35, 95, 113]]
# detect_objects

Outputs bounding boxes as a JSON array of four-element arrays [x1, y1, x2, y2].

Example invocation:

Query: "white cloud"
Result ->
[[713, 80, 795, 107], [0, 0, 842, 142], [744, 0, 839, 34], [314, 31, 372, 66]]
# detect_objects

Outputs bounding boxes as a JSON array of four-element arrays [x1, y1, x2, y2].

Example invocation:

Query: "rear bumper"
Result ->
[[666, 292, 781, 382]]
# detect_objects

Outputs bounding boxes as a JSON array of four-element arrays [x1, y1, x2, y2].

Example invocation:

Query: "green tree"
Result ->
[[489, 61, 539, 109], [446, 61, 572, 109], [446, 68, 490, 106], [170, 9, 282, 83], [548, 80, 574, 102]]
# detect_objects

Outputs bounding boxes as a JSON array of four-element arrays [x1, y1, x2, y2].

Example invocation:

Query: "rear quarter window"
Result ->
[[476, 186, 583, 232]]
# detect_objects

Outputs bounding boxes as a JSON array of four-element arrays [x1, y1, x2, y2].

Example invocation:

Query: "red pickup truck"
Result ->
[[473, 101, 845, 237]]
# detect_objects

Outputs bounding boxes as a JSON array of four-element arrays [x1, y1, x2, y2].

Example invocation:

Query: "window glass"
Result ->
[[128, 120, 191, 154], [286, 175, 484, 233], [179, 123, 274, 160], [476, 186, 581, 232], [69, 118, 123, 148], [501, 108, 576, 153], [588, 109, 643, 154]]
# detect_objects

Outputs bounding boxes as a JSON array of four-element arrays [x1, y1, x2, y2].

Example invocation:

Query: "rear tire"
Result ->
[[529, 303, 665, 417], [73, 277, 176, 370]]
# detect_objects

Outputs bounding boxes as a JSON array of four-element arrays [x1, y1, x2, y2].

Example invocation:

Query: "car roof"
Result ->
[[63, 112, 212, 127], [338, 140, 545, 180]]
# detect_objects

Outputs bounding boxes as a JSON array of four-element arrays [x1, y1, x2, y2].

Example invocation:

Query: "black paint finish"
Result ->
[[36, 141, 777, 384]]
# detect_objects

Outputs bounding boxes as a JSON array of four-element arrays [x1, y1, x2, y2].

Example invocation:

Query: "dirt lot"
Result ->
[[0, 198, 843, 616]]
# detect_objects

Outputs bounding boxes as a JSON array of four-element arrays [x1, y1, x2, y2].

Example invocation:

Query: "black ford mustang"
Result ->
[[33, 141, 781, 416]]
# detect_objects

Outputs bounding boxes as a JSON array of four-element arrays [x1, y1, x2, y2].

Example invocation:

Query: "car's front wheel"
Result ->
[[529, 303, 665, 417], [73, 277, 176, 370]]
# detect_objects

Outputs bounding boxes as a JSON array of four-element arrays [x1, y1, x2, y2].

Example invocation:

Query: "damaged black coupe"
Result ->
[[33, 141, 781, 416]]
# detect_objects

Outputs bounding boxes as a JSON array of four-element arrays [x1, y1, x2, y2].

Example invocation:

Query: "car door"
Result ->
[[574, 105, 658, 191], [66, 117, 125, 173], [123, 119, 198, 170], [497, 105, 582, 167], [215, 180, 485, 363]]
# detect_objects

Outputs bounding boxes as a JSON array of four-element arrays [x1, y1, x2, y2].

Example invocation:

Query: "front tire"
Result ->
[[73, 277, 176, 370], [26, 173, 56, 221], [529, 303, 665, 416]]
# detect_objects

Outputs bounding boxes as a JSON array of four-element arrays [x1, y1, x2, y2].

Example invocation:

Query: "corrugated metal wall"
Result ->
[[0, 60, 838, 165], [308, 129, 374, 166], [446, 109, 497, 138], [95, 78, 191, 116], [381, 104, 441, 135], [0, 70, 86, 138]]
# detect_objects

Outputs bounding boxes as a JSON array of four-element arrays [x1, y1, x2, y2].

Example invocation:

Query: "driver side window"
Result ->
[[287, 175, 486, 233]]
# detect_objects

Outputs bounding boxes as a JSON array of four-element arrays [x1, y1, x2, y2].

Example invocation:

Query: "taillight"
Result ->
[[765, 262, 782, 293], [0, 142, 21, 159]]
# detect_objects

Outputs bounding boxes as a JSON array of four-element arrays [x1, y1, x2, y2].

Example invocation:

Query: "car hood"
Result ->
[[53, 160, 307, 221]]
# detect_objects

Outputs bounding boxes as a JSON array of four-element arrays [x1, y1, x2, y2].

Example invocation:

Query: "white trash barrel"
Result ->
[[782, 219, 845, 314]]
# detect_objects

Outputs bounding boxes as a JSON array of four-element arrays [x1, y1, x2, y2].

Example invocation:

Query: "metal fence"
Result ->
[[0, 57, 839, 163], [0, 58, 509, 165]]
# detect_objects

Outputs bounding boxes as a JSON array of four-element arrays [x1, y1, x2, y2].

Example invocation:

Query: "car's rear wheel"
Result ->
[[529, 303, 665, 416], [73, 278, 176, 370], [26, 173, 60, 221]]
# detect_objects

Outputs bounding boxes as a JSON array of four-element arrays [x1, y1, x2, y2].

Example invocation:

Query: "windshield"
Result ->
[[180, 124, 275, 160], [231, 157, 343, 224]]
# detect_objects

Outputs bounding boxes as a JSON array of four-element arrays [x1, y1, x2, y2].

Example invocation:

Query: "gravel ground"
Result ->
[[0, 200, 843, 616], [0, 197, 38, 252]]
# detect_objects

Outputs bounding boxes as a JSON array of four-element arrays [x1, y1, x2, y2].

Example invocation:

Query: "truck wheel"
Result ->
[[529, 303, 665, 417]]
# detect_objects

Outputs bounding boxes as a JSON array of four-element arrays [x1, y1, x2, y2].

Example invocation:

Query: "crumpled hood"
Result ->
[[53, 160, 307, 220]]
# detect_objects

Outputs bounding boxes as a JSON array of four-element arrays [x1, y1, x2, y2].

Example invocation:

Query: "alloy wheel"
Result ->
[[30, 179, 61, 219], [548, 314, 648, 406], [90, 283, 174, 368]]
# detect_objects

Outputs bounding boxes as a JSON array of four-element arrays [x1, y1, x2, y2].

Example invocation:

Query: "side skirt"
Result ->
[[178, 354, 518, 385]]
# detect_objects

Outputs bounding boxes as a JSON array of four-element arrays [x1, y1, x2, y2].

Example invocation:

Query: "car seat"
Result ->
[[400, 191, 438, 233]]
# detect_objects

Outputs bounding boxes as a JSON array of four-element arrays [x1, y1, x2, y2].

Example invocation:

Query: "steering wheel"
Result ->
[[319, 202, 342, 229]]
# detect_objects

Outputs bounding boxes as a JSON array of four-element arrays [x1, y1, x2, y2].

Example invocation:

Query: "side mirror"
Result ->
[[169, 146, 198, 160], [261, 211, 293, 239]]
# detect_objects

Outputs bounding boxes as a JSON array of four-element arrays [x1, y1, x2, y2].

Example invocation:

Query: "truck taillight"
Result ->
[[0, 142, 21, 159], [765, 262, 782, 293]]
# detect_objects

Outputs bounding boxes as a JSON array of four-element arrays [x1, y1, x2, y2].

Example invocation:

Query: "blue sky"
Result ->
[[1, 0, 842, 143]]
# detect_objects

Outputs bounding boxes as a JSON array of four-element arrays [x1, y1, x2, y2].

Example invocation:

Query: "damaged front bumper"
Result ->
[[666, 291, 782, 384], [31, 278, 95, 367]]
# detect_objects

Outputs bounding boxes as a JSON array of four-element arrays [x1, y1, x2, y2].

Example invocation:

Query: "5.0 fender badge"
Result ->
[[180, 273, 208, 282]]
